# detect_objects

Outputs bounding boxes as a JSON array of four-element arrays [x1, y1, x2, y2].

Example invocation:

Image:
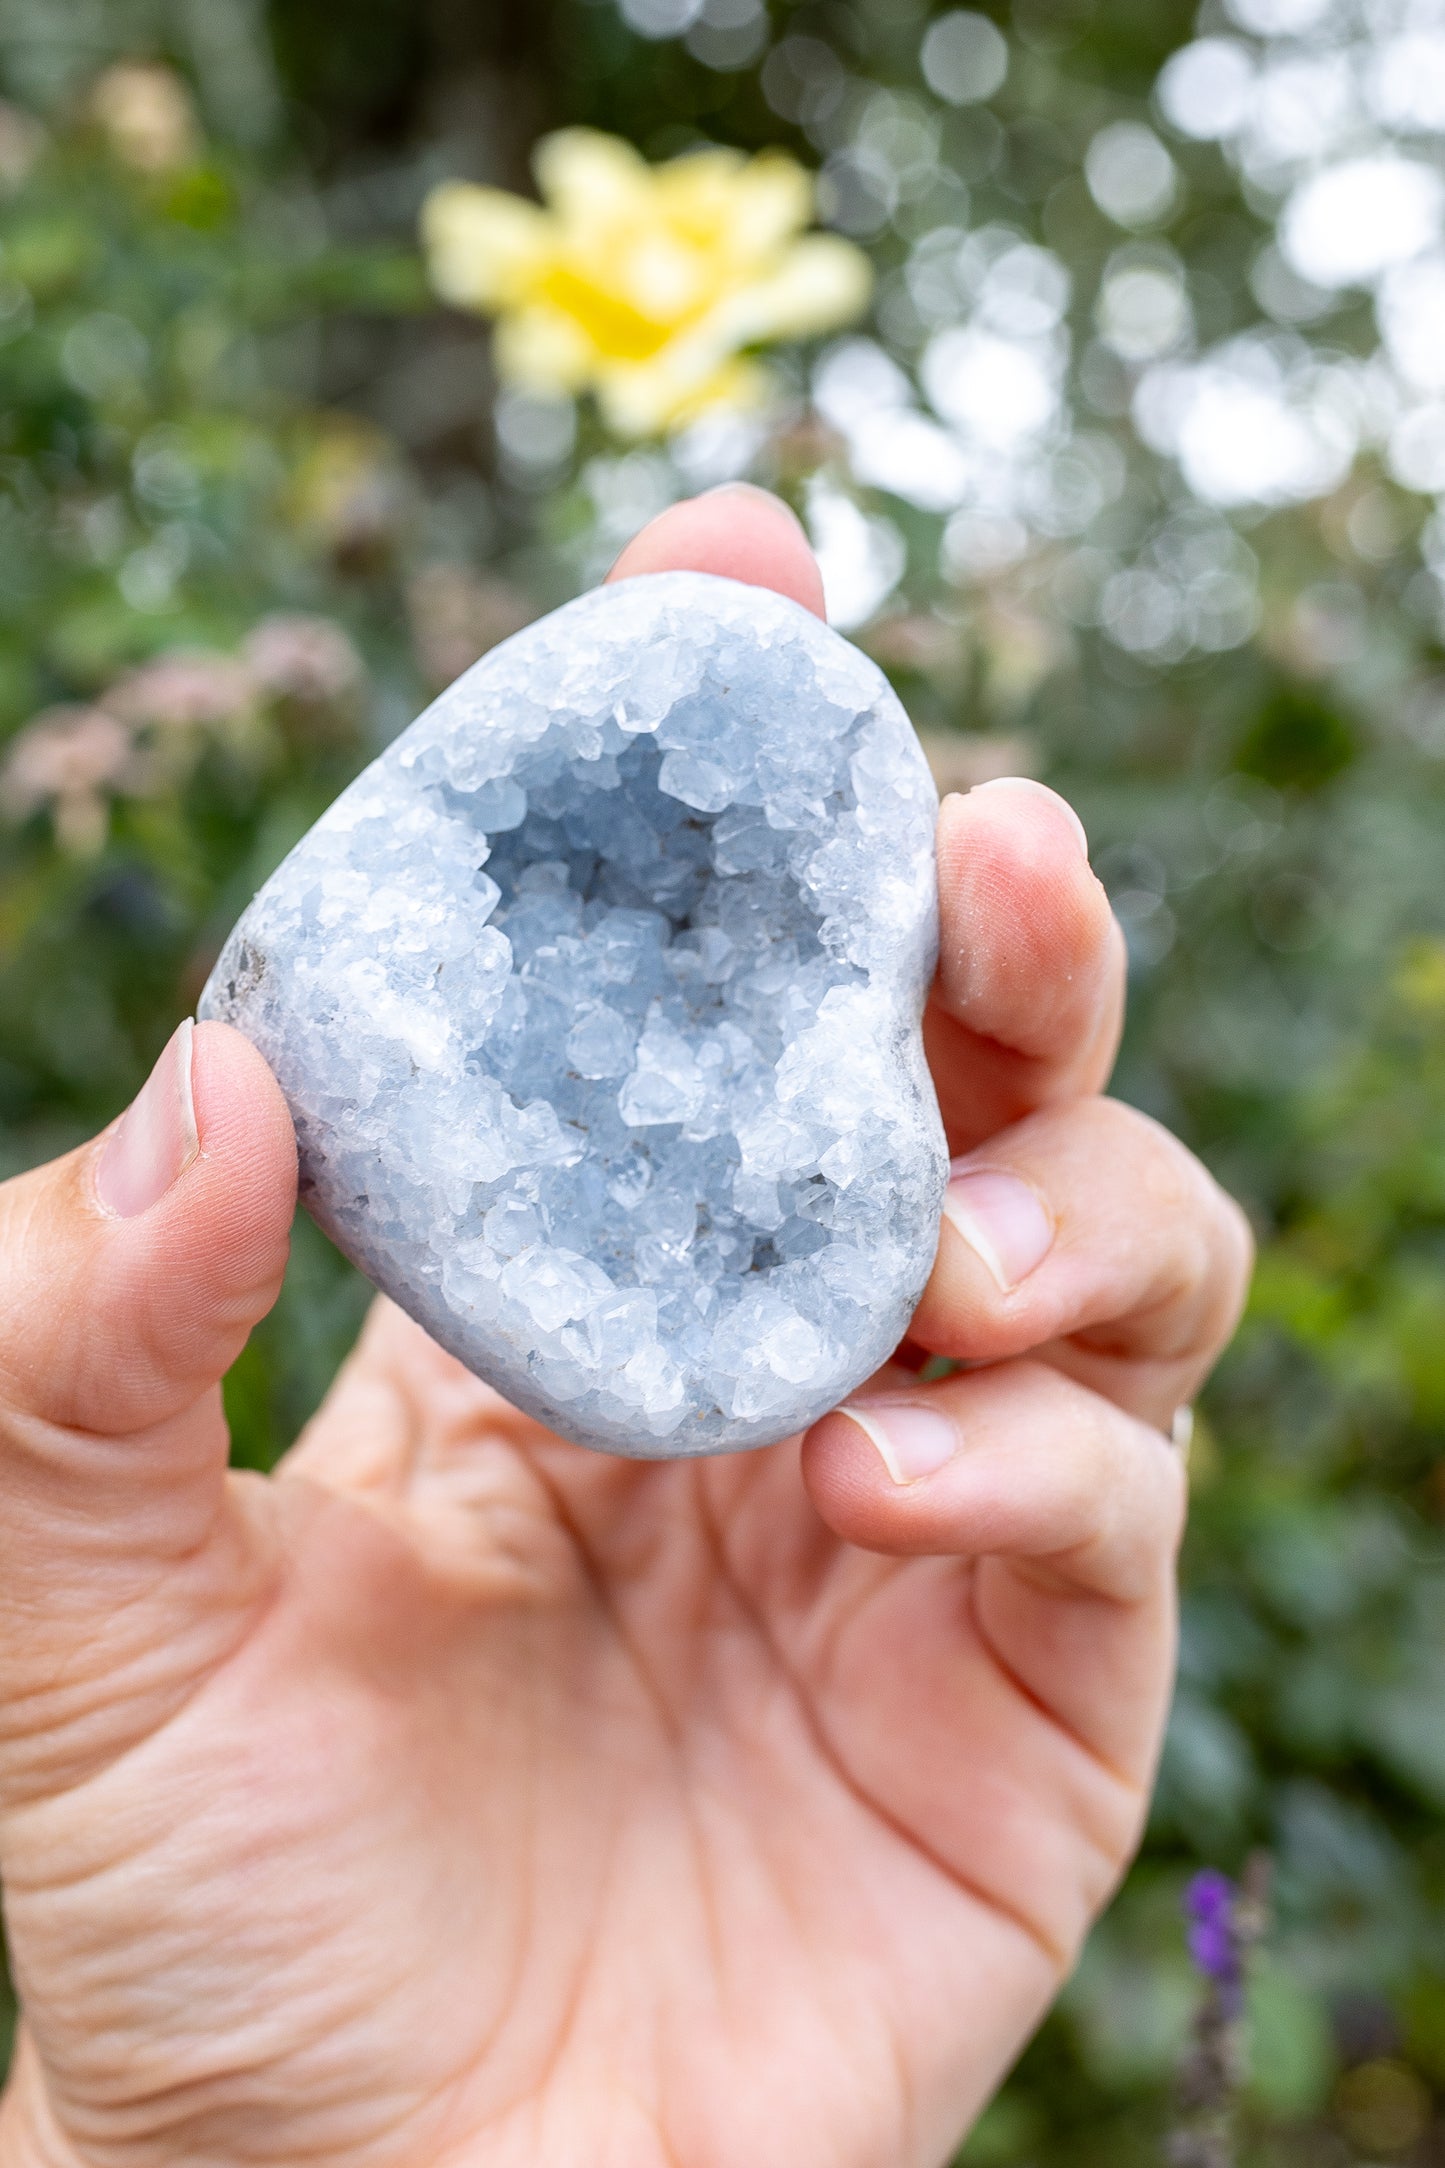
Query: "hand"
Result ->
[[0, 489, 1251, 2168]]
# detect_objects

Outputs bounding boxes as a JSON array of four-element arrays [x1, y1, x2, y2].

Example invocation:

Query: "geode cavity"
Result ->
[[201, 572, 946, 1456]]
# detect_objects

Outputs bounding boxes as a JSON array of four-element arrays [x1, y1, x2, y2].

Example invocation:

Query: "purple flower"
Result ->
[[1185, 1869, 1243, 2010]]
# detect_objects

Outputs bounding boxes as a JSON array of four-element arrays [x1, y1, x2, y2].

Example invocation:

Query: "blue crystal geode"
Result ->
[[201, 572, 946, 1456]]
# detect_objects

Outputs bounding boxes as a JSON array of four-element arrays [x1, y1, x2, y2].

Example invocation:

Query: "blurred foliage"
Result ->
[[1, 2, 1445, 2164]]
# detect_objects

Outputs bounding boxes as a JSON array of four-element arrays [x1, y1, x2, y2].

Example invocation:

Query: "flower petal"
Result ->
[[533, 128, 650, 231], [596, 352, 772, 437], [721, 153, 818, 260], [716, 234, 874, 344], [421, 182, 553, 311], [494, 305, 597, 393], [654, 146, 748, 220], [655, 148, 812, 265]]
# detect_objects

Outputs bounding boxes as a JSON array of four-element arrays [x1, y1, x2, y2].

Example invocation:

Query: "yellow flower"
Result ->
[[421, 129, 872, 438]]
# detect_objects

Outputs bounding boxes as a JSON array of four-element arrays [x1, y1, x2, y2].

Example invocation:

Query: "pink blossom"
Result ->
[[243, 615, 364, 705], [106, 650, 255, 732], [0, 705, 136, 854]]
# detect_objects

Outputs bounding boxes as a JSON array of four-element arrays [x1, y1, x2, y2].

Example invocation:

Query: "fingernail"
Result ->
[[943, 1168, 1054, 1292], [95, 1019, 199, 1218], [702, 481, 805, 529], [968, 776, 1090, 860], [839, 1401, 958, 1485]]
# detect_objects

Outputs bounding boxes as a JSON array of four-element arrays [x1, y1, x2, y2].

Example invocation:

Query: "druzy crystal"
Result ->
[[201, 572, 946, 1456]]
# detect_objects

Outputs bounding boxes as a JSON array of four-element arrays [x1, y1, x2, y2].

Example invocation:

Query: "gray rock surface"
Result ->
[[201, 572, 946, 1456]]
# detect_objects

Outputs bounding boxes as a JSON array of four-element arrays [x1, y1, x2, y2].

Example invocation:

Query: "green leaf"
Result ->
[[1233, 686, 1358, 793], [1246, 1962, 1336, 2119]]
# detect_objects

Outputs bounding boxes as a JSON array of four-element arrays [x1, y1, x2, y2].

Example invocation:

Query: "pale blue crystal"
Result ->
[[200, 572, 946, 1456]]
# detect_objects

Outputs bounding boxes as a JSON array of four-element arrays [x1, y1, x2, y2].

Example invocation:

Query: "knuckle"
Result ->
[[1042, 1099, 1253, 1363]]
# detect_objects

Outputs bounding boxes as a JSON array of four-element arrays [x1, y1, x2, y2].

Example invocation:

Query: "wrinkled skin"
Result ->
[[0, 491, 1252, 2168]]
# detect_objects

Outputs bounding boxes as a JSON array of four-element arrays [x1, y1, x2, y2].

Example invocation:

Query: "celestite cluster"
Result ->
[[201, 572, 946, 1456]]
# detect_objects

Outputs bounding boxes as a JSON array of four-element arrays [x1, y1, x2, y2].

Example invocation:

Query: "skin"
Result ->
[[0, 488, 1252, 2168]]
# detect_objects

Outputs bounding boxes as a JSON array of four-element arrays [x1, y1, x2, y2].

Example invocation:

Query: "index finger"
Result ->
[[605, 482, 826, 616]]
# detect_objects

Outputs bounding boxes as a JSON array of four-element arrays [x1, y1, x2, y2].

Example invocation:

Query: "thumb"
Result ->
[[0, 1020, 296, 1788]]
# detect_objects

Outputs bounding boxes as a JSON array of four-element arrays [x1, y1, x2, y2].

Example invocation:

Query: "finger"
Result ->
[[906, 1097, 1253, 1428], [928, 779, 1127, 1152], [0, 1021, 296, 1787], [605, 483, 826, 618], [802, 1359, 1185, 1750], [800, 1361, 1183, 1962]]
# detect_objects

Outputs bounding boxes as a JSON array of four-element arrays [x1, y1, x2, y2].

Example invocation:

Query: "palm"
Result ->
[[3, 1301, 1158, 2168]]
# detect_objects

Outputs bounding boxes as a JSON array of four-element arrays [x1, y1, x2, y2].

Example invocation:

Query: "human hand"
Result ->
[[0, 489, 1251, 2168]]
